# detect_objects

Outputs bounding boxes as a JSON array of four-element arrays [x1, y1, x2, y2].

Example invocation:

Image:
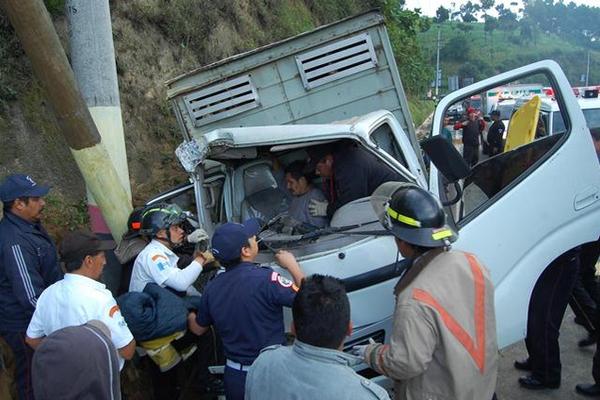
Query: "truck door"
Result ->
[[429, 61, 600, 348]]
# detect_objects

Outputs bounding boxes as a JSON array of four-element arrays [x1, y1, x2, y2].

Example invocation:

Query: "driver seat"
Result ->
[[239, 163, 289, 222]]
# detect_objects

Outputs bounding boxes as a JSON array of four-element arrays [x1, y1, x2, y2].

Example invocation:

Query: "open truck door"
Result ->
[[427, 60, 600, 348]]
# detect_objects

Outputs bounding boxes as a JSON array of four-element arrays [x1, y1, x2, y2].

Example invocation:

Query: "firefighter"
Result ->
[[354, 182, 498, 400]]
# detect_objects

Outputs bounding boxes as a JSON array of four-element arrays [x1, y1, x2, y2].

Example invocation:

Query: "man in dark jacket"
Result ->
[[455, 108, 486, 167], [306, 141, 403, 218], [0, 174, 63, 400], [487, 110, 506, 157]]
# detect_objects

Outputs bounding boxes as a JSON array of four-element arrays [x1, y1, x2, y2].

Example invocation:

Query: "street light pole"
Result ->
[[586, 51, 590, 87], [435, 27, 441, 98]]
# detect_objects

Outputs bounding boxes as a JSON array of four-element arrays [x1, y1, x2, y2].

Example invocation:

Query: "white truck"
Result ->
[[149, 11, 600, 379]]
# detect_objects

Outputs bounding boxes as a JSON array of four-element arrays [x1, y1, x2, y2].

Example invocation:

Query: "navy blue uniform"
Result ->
[[196, 261, 297, 400], [0, 211, 63, 400]]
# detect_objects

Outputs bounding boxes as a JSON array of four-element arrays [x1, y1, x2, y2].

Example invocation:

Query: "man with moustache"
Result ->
[[0, 174, 63, 400]]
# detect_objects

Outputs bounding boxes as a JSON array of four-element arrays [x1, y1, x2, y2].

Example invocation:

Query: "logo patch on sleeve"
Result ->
[[277, 275, 293, 288], [109, 305, 120, 318]]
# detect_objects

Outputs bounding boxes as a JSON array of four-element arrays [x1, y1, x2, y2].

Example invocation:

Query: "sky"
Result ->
[[404, 0, 600, 18]]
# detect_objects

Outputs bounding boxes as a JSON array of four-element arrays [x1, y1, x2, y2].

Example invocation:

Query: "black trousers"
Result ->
[[462, 144, 479, 167], [570, 241, 600, 334], [525, 250, 579, 384]]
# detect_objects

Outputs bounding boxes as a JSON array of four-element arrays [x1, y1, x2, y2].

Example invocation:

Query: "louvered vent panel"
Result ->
[[296, 33, 378, 90], [183, 75, 259, 127]]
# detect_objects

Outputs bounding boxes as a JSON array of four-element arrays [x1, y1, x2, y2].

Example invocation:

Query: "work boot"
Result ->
[[576, 383, 600, 397], [518, 375, 560, 390], [513, 358, 532, 371]]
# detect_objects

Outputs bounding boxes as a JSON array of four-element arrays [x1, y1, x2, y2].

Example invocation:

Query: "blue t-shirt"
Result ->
[[196, 262, 297, 365]]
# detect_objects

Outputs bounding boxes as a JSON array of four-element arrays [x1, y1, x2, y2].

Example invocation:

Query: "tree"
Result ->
[[459, 1, 479, 23], [434, 6, 450, 23]]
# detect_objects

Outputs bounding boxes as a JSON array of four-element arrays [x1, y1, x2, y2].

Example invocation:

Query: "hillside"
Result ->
[[419, 21, 600, 92], [1, 0, 396, 236]]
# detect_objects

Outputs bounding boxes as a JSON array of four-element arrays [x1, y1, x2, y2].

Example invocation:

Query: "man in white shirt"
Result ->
[[129, 204, 208, 295], [25, 230, 136, 369]]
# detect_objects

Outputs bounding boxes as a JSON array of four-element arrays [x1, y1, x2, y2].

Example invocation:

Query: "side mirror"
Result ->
[[420, 135, 471, 206]]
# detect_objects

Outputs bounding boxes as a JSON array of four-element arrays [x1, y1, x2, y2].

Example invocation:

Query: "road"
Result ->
[[496, 308, 596, 399]]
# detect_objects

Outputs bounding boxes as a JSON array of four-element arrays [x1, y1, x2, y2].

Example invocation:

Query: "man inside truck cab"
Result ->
[[306, 141, 402, 218], [283, 160, 328, 228]]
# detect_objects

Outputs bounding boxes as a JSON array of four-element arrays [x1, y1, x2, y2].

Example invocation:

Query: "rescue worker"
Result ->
[[129, 203, 209, 295], [25, 230, 135, 370], [487, 110, 505, 156], [306, 141, 402, 218], [114, 206, 146, 295], [0, 174, 63, 400], [245, 274, 390, 400], [354, 182, 498, 400], [187, 219, 305, 400]]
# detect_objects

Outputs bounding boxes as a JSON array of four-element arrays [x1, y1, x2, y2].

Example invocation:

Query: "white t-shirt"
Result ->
[[26, 273, 134, 369], [129, 239, 201, 293]]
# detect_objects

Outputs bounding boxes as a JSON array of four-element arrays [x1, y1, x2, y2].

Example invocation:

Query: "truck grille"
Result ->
[[295, 32, 378, 90], [343, 329, 385, 352], [183, 74, 259, 127]]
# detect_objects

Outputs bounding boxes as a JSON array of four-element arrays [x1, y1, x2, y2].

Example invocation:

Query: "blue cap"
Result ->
[[211, 218, 261, 262], [0, 174, 50, 202]]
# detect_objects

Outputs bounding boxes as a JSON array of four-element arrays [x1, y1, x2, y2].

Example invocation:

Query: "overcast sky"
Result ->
[[404, 0, 599, 18]]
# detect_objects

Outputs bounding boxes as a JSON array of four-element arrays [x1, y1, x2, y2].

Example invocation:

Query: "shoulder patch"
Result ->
[[151, 254, 168, 262], [109, 305, 120, 318], [276, 274, 293, 288], [151, 254, 169, 271]]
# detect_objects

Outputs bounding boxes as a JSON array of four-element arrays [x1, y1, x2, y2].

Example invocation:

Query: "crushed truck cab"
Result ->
[[149, 11, 600, 379]]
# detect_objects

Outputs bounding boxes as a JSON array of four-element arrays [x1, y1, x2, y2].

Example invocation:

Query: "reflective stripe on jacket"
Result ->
[[364, 248, 498, 400]]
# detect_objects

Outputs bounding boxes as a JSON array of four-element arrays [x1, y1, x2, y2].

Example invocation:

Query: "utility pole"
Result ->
[[66, 0, 131, 294], [586, 51, 590, 87], [1, 0, 132, 241], [435, 28, 441, 98]]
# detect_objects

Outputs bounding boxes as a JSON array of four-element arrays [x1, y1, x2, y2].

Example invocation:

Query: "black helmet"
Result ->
[[122, 207, 145, 240], [371, 182, 457, 247], [139, 203, 186, 238]]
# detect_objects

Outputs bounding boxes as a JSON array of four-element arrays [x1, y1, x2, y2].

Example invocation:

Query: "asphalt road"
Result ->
[[496, 308, 596, 399]]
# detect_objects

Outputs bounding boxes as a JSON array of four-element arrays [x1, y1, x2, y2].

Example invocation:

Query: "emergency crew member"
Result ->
[[0, 174, 63, 400], [455, 108, 486, 166], [355, 182, 498, 400], [187, 219, 305, 400], [306, 141, 402, 218], [487, 110, 505, 156], [129, 204, 209, 295], [25, 230, 135, 370]]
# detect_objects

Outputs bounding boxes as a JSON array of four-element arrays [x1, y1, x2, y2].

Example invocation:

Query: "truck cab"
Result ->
[[149, 12, 600, 376]]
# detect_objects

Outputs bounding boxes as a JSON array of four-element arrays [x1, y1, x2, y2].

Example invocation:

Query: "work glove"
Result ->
[[351, 345, 368, 359], [187, 228, 209, 244], [308, 199, 328, 217]]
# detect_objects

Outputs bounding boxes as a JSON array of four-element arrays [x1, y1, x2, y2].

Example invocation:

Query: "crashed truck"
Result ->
[[146, 10, 600, 380]]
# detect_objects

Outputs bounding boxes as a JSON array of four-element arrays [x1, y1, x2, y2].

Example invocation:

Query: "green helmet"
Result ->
[[370, 182, 457, 247], [139, 203, 186, 238]]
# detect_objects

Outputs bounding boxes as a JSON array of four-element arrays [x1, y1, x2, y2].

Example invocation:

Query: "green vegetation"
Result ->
[[420, 22, 600, 91], [409, 99, 436, 127], [423, 0, 600, 92]]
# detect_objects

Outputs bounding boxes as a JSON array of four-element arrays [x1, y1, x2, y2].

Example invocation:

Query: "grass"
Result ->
[[409, 98, 436, 127]]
